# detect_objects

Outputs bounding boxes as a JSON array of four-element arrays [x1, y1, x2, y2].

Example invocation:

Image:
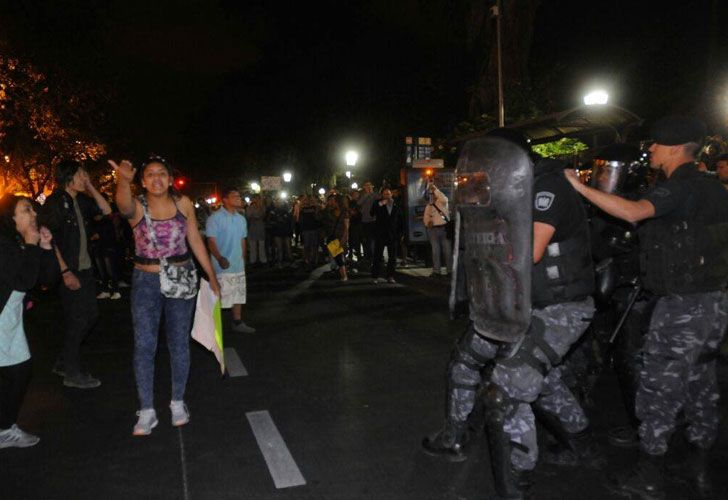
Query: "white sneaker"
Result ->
[[96, 292, 110, 299], [0, 424, 40, 448], [387, 277, 397, 283], [170, 401, 190, 427], [132, 409, 158, 436], [109, 292, 121, 300], [118, 281, 130, 288]]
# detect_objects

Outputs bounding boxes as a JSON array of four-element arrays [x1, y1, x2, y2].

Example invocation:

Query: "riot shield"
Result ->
[[449, 137, 533, 342]]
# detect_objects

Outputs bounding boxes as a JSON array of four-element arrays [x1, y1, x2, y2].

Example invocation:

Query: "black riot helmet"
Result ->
[[589, 143, 642, 195]]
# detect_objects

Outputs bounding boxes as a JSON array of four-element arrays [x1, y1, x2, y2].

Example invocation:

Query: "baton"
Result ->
[[608, 285, 642, 344]]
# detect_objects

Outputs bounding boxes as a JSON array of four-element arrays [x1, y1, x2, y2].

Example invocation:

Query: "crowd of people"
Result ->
[[2, 114, 727, 500]]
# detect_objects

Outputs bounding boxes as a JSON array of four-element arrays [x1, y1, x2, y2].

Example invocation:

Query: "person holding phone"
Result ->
[[422, 181, 452, 277]]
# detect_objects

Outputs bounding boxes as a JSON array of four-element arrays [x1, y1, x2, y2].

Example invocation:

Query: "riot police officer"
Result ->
[[564, 115, 728, 499], [422, 129, 600, 499], [558, 143, 652, 447]]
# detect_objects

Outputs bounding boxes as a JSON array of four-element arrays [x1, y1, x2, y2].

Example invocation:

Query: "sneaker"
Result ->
[[63, 373, 101, 389], [170, 401, 190, 427], [96, 291, 110, 299], [0, 424, 40, 449], [372, 277, 385, 284], [387, 277, 396, 283], [118, 281, 130, 288], [232, 321, 256, 333], [133, 409, 158, 436], [109, 292, 121, 300]]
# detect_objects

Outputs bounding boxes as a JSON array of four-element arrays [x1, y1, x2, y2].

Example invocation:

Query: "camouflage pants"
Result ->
[[636, 290, 728, 455], [444, 298, 594, 470], [491, 297, 595, 470]]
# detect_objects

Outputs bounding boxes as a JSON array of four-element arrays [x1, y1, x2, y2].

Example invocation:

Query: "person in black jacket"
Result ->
[[40, 159, 111, 389], [370, 187, 403, 283], [0, 194, 57, 449]]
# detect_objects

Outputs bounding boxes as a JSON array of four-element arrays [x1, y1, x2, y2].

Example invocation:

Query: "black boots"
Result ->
[[609, 451, 665, 500], [421, 422, 468, 462], [534, 408, 605, 469], [666, 443, 713, 498], [540, 427, 606, 469]]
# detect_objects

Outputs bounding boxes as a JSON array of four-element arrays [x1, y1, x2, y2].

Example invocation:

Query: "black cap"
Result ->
[[716, 153, 728, 163], [649, 115, 706, 146]]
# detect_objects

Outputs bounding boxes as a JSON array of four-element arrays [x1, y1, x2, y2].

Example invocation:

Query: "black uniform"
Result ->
[[634, 162, 728, 456]]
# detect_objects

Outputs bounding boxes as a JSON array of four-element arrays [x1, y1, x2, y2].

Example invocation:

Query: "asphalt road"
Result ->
[[1, 261, 727, 500]]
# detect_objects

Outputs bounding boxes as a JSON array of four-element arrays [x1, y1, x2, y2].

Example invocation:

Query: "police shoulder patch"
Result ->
[[535, 191, 555, 211]]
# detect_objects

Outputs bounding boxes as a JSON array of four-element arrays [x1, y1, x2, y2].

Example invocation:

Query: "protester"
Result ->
[[0, 195, 56, 449], [90, 204, 122, 300], [267, 197, 293, 268], [299, 195, 321, 269], [246, 194, 267, 266], [41, 159, 111, 389], [111, 156, 220, 436], [206, 187, 255, 334], [324, 194, 349, 282], [358, 181, 377, 261], [347, 190, 363, 263], [370, 188, 403, 283], [422, 180, 452, 277], [564, 115, 728, 498]]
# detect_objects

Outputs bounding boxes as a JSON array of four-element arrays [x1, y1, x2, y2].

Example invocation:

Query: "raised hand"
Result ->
[[39, 226, 53, 250], [108, 159, 136, 184]]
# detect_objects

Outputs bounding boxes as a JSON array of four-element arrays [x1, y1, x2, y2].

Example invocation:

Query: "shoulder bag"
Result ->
[[140, 195, 198, 299]]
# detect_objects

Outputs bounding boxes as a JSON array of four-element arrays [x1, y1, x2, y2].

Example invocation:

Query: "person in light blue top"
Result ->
[[0, 194, 57, 449], [206, 187, 255, 333]]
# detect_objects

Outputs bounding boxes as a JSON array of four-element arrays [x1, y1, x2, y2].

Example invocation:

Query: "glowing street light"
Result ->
[[351, 182, 359, 189], [583, 90, 609, 106], [244, 196, 251, 203], [250, 181, 261, 193], [345, 150, 359, 167], [318, 187, 326, 195], [345, 170, 351, 178], [280, 191, 288, 199], [282, 171, 292, 183]]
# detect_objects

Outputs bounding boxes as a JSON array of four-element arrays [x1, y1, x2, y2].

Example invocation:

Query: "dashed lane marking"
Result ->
[[246, 410, 306, 489], [224, 347, 248, 377], [177, 427, 191, 500]]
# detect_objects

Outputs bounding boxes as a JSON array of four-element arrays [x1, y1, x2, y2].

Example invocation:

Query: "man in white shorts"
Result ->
[[206, 187, 255, 333]]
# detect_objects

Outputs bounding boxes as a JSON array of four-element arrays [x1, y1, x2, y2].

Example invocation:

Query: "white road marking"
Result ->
[[177, 427, 191, 500], [224, 347, 248, 377], [246, 410, 306, 489]]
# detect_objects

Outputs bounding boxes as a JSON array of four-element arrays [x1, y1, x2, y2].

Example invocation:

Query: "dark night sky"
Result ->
[[1, 0, 725, 186]]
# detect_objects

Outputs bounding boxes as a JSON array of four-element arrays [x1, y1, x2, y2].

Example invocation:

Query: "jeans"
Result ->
[[248, 239, 267, 264], [131, 268, 195, 409], [274, 236, 292, 265], [427, 225, 452, 273], [302, 230, 320, 264], [58, 269, 99, 376]]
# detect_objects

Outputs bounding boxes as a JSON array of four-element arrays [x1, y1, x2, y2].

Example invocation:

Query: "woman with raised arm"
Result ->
[[110, 156, 220, 436], [0, 195, 56, 449]]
